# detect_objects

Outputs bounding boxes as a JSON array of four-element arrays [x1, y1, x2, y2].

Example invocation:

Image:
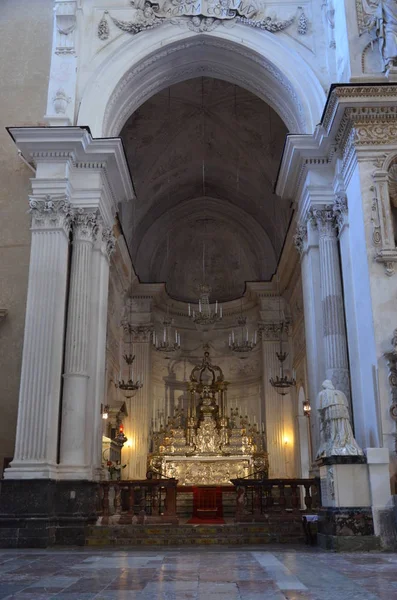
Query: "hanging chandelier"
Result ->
[[153, 311, 181, 354], [269, 322, 296, 396], [117, 295, 143, 399], [229, 302, 257, 355], [188, 283, 222, 331]]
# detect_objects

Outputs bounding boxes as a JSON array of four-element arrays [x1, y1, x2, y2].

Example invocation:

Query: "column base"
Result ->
[[4, 461, 59, 480], [0, 480, 98, 548], [317, 507, 380, 551]]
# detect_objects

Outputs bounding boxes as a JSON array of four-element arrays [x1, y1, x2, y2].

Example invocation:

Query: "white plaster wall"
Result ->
[[0, 0, 53, 474]]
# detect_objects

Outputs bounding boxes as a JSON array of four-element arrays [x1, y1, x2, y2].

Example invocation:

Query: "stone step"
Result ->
[[86, 522, 307, 546]]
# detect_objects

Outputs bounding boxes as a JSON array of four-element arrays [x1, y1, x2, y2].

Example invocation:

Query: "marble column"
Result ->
[[261, 324, 289, 478], [5, 197, 72, 479], [310, 205, 351, 409], [294, 220, 325, 458], [124, 325, 153, 480], [59, 210, 99, 479], [86, 225, 116, 480]]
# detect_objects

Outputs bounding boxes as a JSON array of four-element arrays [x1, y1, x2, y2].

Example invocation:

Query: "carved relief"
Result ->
[[73, 209, 100, 243], [54, 0, 77, 55], [293, 223, 308, 256], [29, 195, 73, 234], [102, 227, 116, 259], [356, 0, 397, 71], [98, 1, 304, 41], [52, 89, 71, 115], [333, 193, 349, 234], [384, 329, 397, 422]]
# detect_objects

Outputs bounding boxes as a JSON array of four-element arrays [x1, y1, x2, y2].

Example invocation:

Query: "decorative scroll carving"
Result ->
[[29, 195, 74, 233], [309, 205, 336, 236], [98, 1, 299, 40]]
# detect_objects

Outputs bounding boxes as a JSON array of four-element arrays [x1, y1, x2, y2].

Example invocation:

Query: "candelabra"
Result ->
[[269, 323, 296, 396], [153, 315, 180, 354], [229, 315, 257, 355]]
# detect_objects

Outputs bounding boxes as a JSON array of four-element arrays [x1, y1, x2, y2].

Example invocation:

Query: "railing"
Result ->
[[98, 479, 178, 525], [230, 478, 320, 521]]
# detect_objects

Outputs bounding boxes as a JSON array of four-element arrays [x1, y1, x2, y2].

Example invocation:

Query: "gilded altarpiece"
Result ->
[[148, 351, 268, 485]]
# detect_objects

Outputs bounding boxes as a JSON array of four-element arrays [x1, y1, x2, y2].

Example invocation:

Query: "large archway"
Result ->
[[77, 26, 326, 137]]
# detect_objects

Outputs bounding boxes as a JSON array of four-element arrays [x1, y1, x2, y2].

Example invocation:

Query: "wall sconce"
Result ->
[[102, 404, 109, 420], [303, 400, 311, 417]]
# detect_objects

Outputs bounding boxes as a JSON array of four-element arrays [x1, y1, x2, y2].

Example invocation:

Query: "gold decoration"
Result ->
[[148, 349, 268, 485]]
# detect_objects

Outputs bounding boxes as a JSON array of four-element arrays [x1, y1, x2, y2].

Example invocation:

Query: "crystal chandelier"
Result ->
[[229, 303, 257, 355], [269, 322, 296, 396], [188, 283, 222, 331], [153, 311, 181, 354], [117, 295, 143, 399]]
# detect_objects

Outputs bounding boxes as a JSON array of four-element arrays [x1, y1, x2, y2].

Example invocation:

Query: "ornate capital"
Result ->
[[293, 223, 308, 256], [102, 226, 116, 259], [333, 193, 348, 233], [258, 322, 290, 341], [129, 324, 154, 343], [73, 209, 100, 243], [29, 195, 73, 234], [309, 205, 337, 238]]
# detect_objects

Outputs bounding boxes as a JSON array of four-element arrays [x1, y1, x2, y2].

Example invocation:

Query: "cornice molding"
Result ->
[[276, 84, 397, 203]]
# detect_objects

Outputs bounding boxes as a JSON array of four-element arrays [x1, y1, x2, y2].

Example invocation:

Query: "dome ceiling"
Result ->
[[119, 77, 290, 302]]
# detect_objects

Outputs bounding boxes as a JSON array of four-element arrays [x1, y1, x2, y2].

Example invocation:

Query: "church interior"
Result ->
[[2, 4, 397, 590]]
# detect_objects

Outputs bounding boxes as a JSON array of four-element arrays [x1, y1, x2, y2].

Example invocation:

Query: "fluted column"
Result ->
[[5, 197, 72, 479], [294, 220, 325, 458], [87, 225, 116, 480], [310, 205, 351, 408], [59, 210, 99, 478], [261, 324, 288, 478], [124, 325, 153, 480]]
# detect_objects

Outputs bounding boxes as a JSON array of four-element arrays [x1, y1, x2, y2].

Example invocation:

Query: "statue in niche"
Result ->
[[361, 0, 397, 70], [316, 380, 364, 459]]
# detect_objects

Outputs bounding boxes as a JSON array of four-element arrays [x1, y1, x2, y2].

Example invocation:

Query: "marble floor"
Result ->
[[0, 547, 396, 600]]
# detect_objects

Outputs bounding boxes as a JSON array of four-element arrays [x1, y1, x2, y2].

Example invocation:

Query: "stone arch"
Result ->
[[78, 25, 326, 137]]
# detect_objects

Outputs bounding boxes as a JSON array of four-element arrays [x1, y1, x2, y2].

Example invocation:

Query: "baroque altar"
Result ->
[[148, 351, 268, 485]]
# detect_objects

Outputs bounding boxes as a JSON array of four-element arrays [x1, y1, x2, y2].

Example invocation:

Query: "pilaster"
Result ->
[[309, 205, 351, 409], [87, 225, 116, 480], [293, 217, 325, 459], [59, 210, 99, 479], [4, 197, 72, 480], [260, 323, 293, 478], [124, 323, 153, 480]]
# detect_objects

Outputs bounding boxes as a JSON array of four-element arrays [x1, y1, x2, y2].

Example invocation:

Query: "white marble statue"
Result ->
[[316, 380, 363, 459], [362, 0, 397, 69]]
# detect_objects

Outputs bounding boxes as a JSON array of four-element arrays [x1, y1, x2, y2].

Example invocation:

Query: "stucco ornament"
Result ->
[[316, 380, 364, 459], [98, 0, 298, 39], [358, 0, 397, 70]]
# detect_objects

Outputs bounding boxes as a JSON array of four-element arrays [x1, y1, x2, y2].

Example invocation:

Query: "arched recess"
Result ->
[[77, 25, 326, 137]]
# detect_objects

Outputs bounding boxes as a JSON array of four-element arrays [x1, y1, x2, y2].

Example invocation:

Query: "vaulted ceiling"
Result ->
[[119, 77, 290, 302]]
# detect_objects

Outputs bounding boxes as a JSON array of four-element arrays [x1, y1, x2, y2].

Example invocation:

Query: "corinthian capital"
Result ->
[[29, 195, 74, 234], [333, 193, 348, 233], [73, 209, 100, 243], [102, 226, 116, 259], [293, 223, 308, 256], [309, 205, 337, 237]]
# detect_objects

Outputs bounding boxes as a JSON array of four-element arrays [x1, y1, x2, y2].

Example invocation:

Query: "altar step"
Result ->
[[86, 520, 308, 546]]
